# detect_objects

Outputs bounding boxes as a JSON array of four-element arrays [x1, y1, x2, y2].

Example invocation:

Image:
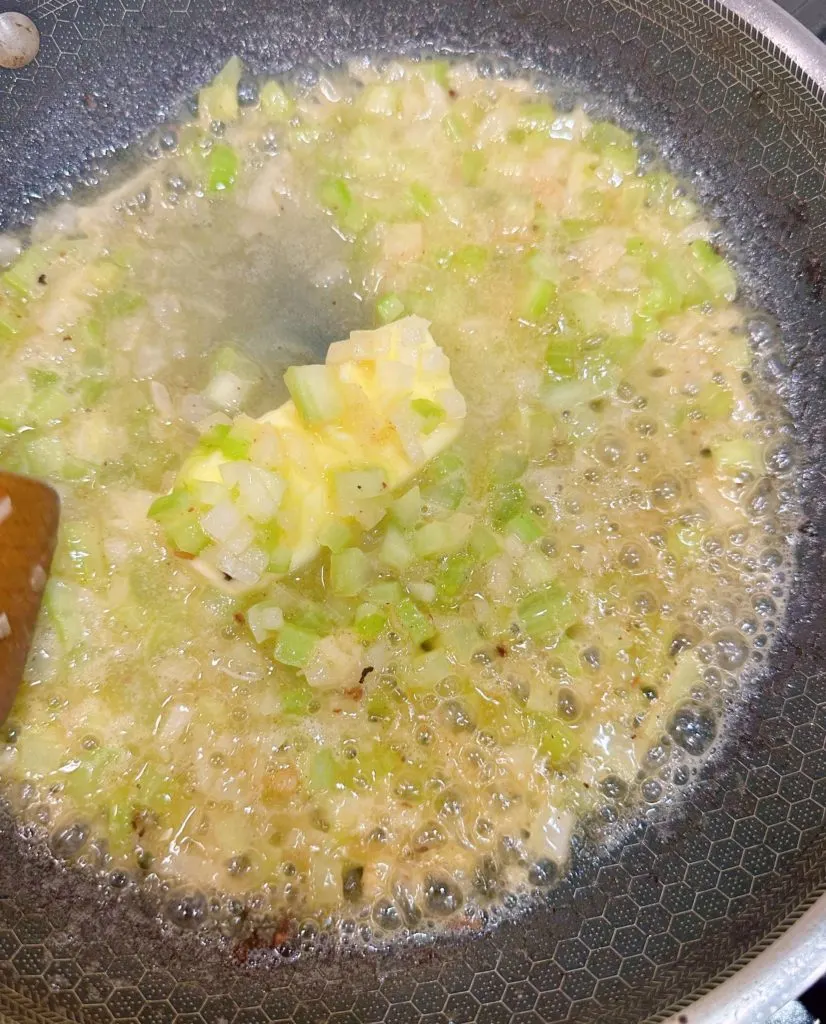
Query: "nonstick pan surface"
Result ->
[[1, 1, 826, 1022]]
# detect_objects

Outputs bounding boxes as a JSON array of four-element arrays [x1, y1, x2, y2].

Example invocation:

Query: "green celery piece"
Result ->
[[411, 397, 445, 435], [420, 59, 451, 89], [440, 618, 482, 663], [712, 439, 762, 477], [644, 171, 675, 205], [212, 345, 262, 383], [0, 301, 23, 342], [489, 482, 528, 529], [309, 749, 342, 790], [166, 516, 209, 556], [61, 746, 120, 803], [392, 485, 422, 529], [376, 293, 405, 324], [689, 240, 737, 301], [98, 289, 144, 320], [667, 520, 706, 560], [528, 712, 578, 763], [469, 523, 500, 561], [207, 143, 238, 192], [697, 382, 735, 421], [199, 55, 242, 123], [434, 550, 475, 602], [280, 678, 316, 716], [44, 581, 84, 650], [516, 101, 557, 134], [490, 450, 528, 486], [274, 624, 320, 668], [505, 512, 543, 544], [366, 580, 404, 606], [319, 520, 355, 554], [395, 596, 436, 646], [28, 368, 59, 390], [409, 182, 435, 216], [356, 742, 403, 786], [148, 488, 209, 553], [355, 602, 387, 643], [365, 683, 397, 721], [413, 514, 473, 558], [545, 334, 580, 379], [320, 178, 358, 228], [197, 423, 251, 460], [379, 526, 414, 572], [461, 150, 485, 186], [451, 245, 488, 275], [520, 279, 556, 322], [58, 521, 106, 584], [2, 244, 51, 299], [260, 80, 294, 118], [518, 583, 577, 639], [284, 363, 342, 424], [330, 547, 372, 597]]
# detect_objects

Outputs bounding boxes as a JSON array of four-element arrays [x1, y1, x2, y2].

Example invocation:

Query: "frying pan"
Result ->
[[1, 0, 825, 1022]]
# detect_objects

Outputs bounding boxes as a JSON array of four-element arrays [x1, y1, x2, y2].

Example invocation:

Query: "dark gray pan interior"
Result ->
[[0, 1, 825, 1022]]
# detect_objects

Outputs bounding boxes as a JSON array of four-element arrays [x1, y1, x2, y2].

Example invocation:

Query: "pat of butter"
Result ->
[[167, 317, 466, 586]]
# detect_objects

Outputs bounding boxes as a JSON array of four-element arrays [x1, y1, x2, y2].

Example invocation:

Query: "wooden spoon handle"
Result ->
[[0, 472, 59, 724]]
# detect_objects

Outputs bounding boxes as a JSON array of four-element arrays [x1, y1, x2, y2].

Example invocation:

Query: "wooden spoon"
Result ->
[[0, 471, 59, 725]]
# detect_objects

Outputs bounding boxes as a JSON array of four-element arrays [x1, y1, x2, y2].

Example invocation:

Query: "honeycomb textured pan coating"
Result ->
[[1, 1, 825, 1022]]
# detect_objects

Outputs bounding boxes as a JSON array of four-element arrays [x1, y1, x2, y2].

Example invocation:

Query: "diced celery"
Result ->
[[2, 244, 51, 299], [330, 547, 372, 597], [395, 596, 436, 646], [274, 624, 320, 668], [409, 182, 435, 216], [410, 649, 452, 686], [434, 550, 474, 601], [518, 583, 577, 639], [712, 439, 762, 477], [355, 602, 387, 643], [528, 712, 577, 763], [667, 520, 706, 560], [260, 80, 294, 118], [690, 240, 737, 301], [284, 363, 342, 424], [451, 245, 488, 275], [545, 334, 580, 379], [28, 368, 59, 390], [462, 150, 485, 186], [319, 519, 354, 554], [44, 579, 85, 651], [199, 56, 243, 123], [206, 143, 239, 193], [365, 684, 397, 721], [413, 512, 473, 558], [366, 580, 404, 606], [489, 482, 527, 529], [392, 485, 422, 529], [309, 749, 342, 791], [320, 178, 354, 217], [505, 512, 543, 544], [167, 515, 209, 556], [520, 279, 556, 321], [57, 521, 106, 584], [441, 619, 482, 663], [280, 678, 316, 715], [197, 423, 251, 460], [490, 450, 528, 486], [411, 397, 446, 435], [379, 526, 414, 572], [469, 523, 501, 561], [376, 293, 405, 324]]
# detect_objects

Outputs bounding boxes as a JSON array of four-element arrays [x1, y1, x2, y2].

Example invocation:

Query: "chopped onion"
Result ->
[[0, 613, 10, 640], [0, 496, 12, 527]]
